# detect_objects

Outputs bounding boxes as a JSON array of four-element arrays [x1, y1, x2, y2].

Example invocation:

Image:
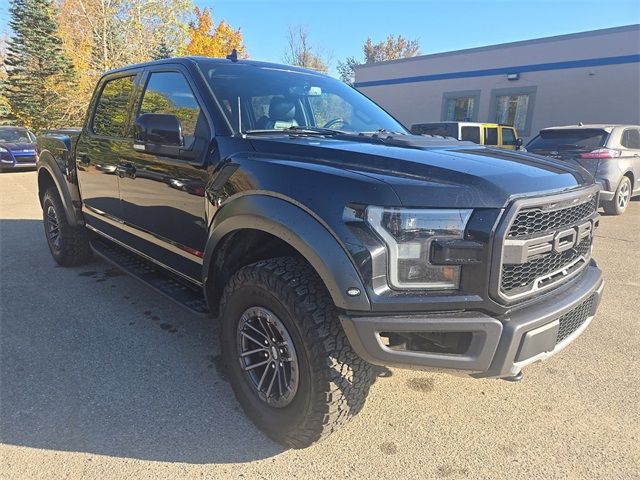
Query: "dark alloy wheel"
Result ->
[[219, 257, 373, 448], [42, 187, 92, 266], [237, 306, 299, 408], [45, 203, 62, 252]]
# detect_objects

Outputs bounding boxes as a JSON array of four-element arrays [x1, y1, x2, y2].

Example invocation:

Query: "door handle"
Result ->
[[116, 162, 137, 179]]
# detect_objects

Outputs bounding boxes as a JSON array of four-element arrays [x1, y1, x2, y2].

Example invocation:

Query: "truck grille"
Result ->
[[556, 293, 596, 344], [494, 188, 599, 303], [15, 154, 36, 163], [501, 238, 591, 295], [508, 196, 598, 237]]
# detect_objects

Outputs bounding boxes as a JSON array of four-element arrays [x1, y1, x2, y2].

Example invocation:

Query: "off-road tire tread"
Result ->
[[219, 256, 373, 448], [43, 187, 92, 266]]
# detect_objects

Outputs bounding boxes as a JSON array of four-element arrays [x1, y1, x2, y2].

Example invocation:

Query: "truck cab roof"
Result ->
[[105, 56, 327, 78]]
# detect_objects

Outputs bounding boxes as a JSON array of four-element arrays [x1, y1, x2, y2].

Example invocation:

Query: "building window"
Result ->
[[489, 87, 537, 136], [441, 90, 480, 122], [445, 96, 475, 121], [495, 94, 529, 131]]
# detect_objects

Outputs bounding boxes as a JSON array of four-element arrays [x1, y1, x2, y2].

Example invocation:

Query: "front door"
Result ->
[[117, 69, 210, 280], [500, 127, 518, 150]]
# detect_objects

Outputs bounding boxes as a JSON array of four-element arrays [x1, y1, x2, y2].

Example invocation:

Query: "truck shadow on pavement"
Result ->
[[0, 219, 285, 464]]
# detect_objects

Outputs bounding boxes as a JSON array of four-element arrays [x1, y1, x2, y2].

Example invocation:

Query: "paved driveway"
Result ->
[[1, 171, 639, 479]]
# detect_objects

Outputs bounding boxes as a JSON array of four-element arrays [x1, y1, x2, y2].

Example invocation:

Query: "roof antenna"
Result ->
[[226, 49, 239, 62]]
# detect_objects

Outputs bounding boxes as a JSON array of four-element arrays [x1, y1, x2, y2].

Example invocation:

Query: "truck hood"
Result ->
[[248, 134, 594, 208]]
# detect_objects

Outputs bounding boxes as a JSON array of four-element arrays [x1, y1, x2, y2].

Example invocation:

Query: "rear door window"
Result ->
[[92, 75, 136, 137], [527, 129, 608, 151], [621, 129, 640, 149], [461, 126, 480, 143], [484, 127, 498, 146]]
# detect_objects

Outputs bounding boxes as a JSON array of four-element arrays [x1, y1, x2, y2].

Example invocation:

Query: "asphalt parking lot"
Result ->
[[1, 171, 639, 479]]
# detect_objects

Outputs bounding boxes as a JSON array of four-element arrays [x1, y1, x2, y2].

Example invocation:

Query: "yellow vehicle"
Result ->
[[410, 122, 523, 150]]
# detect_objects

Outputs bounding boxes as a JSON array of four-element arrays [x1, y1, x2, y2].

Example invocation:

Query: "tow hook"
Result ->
[[502, 371, 524, 382]]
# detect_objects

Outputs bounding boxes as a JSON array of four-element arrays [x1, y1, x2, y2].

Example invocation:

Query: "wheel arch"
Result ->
[[623, 170, 634, 190], [202, 194, 370, 315], [37, 150, 83, 226]]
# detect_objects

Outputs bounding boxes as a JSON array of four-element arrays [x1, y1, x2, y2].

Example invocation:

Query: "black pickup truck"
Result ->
[[37, 57, 604, 448]]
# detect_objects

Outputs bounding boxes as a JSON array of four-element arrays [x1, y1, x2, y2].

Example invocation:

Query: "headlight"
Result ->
[[0, 146, 8, 153], [366, 207, 472, 290]]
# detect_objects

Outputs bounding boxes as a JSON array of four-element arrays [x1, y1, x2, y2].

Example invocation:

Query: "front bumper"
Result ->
[[340, 263, 603, 379], [0, 155, 37, 169]]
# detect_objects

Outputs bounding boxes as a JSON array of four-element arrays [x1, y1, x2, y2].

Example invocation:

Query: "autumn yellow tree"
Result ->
[[54, 0, 193, 125], [186, 7, 247, 58]]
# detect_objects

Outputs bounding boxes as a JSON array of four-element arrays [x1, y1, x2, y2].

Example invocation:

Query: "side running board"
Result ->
[[91, 237, 209, 316]]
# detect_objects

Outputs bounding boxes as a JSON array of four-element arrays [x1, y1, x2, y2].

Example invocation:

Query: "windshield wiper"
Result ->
[[358, 129, 406, 135], [243, 126, 345, 136]]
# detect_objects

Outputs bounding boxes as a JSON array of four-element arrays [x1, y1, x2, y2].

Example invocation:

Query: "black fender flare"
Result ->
[[202, 194, 371, 311], [37, 151, 83, 226]]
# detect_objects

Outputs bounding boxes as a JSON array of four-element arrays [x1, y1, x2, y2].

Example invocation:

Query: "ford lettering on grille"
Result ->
[[494, 189, 599, 303], [503, 219, 596, 265]]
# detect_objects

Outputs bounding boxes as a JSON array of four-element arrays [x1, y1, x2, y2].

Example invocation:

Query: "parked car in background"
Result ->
[[527, 124, 640, 215], [0, 126, 37, 172], [410, 122, 523, 150]]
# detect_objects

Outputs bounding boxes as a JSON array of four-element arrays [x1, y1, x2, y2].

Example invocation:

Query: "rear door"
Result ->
[[619, 128, 640, 195], [76, 72, 139, 232], [117, 67, 211, 280], [483, 126, 498, 147]]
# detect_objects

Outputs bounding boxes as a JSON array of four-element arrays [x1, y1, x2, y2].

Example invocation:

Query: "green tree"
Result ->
[[0, 35, 14, 125], [6, 0, 77, 131], [338, 35, 421, 85], [151, 40, 174, 60]]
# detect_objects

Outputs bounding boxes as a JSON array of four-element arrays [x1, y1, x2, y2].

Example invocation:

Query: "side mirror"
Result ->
[[516, 137, 524, 149], [134, 113, 183, 149]]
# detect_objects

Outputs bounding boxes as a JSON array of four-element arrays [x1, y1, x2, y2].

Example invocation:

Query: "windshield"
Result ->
[[199, 62, 407, 135], [0, 128, 35, 143], [527, 129, 608, 151]]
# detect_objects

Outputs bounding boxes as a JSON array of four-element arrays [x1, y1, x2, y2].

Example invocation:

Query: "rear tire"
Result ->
[[219, 257, 373, 448], [42, 187, 92, 266], [603, 176, 632, 215]]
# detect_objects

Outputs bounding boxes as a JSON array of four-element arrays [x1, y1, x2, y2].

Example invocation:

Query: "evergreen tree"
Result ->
[[152, 40, 174, 60], [6, 0, 77, 131], [0, 37, 14, 125]]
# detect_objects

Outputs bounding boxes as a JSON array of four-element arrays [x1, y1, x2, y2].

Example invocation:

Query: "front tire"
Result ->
[[42, 187, 92, 266], [603, 176, 631, 215], [219, 257, 373, 448]]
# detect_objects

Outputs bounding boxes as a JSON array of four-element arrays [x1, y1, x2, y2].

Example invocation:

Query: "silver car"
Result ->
[[527, 124, 640, 215]]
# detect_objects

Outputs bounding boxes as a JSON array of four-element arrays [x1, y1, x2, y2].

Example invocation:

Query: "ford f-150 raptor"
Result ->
[[37, 56, 604, 448]]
